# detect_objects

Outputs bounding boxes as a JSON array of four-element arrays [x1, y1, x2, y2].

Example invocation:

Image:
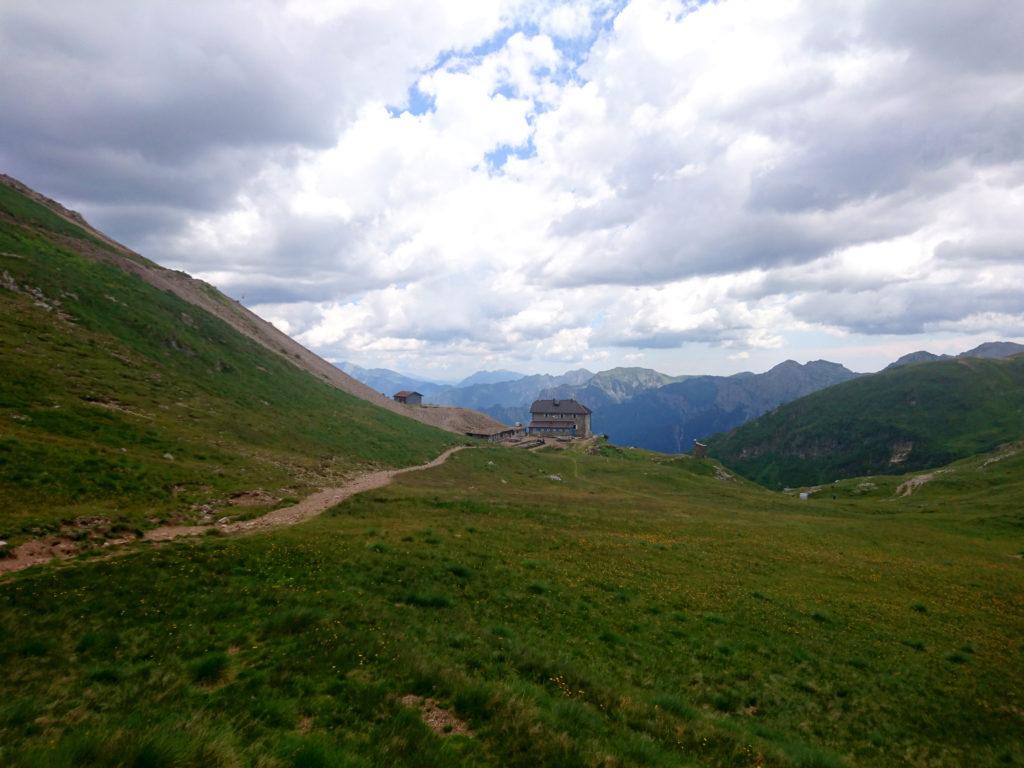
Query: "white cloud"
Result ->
[[4, 0, 1023, 376]]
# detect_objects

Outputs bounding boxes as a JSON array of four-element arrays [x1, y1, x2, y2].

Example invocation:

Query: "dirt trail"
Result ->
[[0, 446, 466, 575]]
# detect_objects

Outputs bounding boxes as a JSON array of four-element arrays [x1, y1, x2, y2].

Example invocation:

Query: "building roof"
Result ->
[[528, 419, 578, 428], [393, 390, 423, 398], [529, 398, 592, 415], [465, 427, 516, 437]]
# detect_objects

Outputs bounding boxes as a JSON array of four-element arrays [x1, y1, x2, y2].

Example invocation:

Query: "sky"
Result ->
[[2, 0, 1023, 379]]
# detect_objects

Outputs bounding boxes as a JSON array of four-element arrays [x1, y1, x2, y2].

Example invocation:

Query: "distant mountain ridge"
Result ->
[[595, 360, 859, 452], [539, 367, 688, 411], [337, 340, 1024, 455], [336, 362, 446, 398], [961, 341, 1024, 359], [342, 359, 861, 449], [886, 341, 1024, 370], [457, 369, 526, 387], [428, 369, 594, 425]]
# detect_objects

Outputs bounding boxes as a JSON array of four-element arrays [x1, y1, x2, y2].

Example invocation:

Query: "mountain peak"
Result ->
[[959, 341, 1024, 359], [457, 369, 526, 387]]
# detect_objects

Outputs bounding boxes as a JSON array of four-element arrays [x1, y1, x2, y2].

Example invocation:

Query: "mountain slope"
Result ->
[[597, 360, 858, 452], [707, 355, 1024, 488], [0, 174, 506, 436], [0, 176, 462, 539]]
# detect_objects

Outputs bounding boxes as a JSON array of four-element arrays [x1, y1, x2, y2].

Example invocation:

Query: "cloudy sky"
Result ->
[[2, 0, 1023, 379]]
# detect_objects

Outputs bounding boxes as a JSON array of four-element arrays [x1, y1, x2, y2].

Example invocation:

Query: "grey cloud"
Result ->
[[862, 0, 1024, 75], [545, 188, 910, 288], [747, 100, 1024, 215], [215, 275, 383, 306], [933, 238, 1024, 266], [0, 1, 498, 245], [594, 326, 749, 349], [790, 282, 1024, 335]]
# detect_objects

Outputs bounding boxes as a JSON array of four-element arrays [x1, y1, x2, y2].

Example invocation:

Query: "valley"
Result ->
[[1, 176, 1022, 768]]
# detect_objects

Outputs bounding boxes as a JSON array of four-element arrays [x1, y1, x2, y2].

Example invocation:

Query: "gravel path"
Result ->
[[1, 446, 467, 575]]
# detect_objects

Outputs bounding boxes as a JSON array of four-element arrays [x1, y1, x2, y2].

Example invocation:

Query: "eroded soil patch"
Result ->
[[399, 695, 472, 737]]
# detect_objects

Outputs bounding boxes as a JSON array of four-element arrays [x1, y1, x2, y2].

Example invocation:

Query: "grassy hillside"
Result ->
[[0, 182, 455, 542], [1, 442, 1021, 767], [812, 441, 1024, 510], [706, 356, 1024, 488]]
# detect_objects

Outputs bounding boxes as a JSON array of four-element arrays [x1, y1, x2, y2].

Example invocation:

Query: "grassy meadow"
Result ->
[[2, 443, 1021, 767]]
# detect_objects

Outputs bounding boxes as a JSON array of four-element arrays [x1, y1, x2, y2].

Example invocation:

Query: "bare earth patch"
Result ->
[[0, 537, 81, 574], [399, 695, 472, 737], [896, 470, 947, 497]]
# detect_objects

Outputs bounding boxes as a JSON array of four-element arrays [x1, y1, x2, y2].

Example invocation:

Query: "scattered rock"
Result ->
[[889, 441, 913, 465], [228, 490, 278, 507], [547, 474, 562, 482], [217, 517, 230, 525], [163, 453, 175, 461], [102, 535, 136, 548], [981, 450, 1018, 469]]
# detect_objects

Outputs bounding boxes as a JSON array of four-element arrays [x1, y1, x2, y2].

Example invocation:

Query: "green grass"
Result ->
[[0, 184, 115, 247], [0, 184, 456, 541], [1, 444, 1021, 767], [707, 355, 1024, 488]]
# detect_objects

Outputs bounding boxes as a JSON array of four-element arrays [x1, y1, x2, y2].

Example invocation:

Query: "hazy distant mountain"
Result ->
[[886, 340, 1024, 370], [597, 360, 859, 453], [960, 341, 1024, 359], [426, 369, 594, 424], [539, 367, 688, 411], [457, 369, 526, 387], [336, 362, 443, 397], [886, 351, 950, 370]]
